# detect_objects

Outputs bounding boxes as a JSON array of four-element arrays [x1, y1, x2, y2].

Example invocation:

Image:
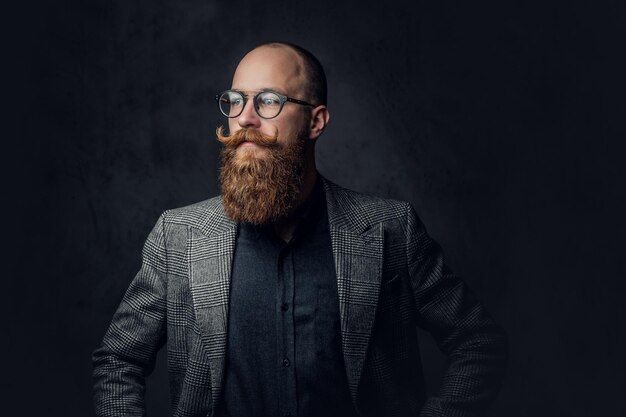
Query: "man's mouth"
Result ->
[[236, 141, 268, 153], [238, 140, 269, 149]]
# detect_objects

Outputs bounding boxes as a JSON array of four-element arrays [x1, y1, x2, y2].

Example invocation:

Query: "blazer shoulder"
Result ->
[[159, 195, 234, 236], [323, 177, 412, 231]]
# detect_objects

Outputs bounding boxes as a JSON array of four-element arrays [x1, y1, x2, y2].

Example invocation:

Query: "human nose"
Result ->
[[237, 97, 261, 129]]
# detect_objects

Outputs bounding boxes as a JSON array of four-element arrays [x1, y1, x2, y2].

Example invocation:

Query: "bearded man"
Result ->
[[93, 42, 508, 417]]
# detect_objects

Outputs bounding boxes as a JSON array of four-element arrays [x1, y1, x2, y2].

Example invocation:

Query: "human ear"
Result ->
[[308, 105, 330, 140]]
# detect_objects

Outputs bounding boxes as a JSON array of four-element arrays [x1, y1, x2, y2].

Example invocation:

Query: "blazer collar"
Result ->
[[190, 175, 379, 237]]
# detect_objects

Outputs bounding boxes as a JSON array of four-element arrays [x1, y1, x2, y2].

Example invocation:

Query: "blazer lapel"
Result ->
[[323, 178, 384, 402], [187, 200, 237, 409]]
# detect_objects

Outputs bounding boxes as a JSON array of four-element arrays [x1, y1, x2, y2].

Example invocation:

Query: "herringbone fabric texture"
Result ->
[[93, 177, 507, 417]]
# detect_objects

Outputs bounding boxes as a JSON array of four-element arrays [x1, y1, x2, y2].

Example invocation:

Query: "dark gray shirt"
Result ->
[[219, 178, 357, 417]]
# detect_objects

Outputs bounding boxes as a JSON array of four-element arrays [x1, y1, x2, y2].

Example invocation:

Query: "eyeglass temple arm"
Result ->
[[285, 97, 315, 107]]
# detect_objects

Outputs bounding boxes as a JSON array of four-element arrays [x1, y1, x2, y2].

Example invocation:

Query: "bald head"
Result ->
[[234, 42, 327, 106]]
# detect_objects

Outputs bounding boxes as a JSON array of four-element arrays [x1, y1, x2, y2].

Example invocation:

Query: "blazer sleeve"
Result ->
[[404, 204, 508, 417], [92, 214, 168, 417]]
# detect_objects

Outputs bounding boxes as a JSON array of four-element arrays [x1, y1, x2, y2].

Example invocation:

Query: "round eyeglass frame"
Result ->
[[215, 89, 316, 120]]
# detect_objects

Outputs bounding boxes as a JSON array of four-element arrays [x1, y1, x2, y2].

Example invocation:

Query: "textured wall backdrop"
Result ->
[[5, 1, 625, 416]]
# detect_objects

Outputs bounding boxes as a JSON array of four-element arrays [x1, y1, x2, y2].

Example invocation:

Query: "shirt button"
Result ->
[[281, 303, 289, 311], [282, 358, 290, 367]]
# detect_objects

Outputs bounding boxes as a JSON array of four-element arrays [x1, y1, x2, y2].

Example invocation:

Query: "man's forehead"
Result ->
[[231, 46, 304, 92]]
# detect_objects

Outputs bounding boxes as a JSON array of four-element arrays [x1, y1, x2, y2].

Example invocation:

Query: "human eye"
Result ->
[[258, 92, 281, 107], [226, 92, 244, 107]]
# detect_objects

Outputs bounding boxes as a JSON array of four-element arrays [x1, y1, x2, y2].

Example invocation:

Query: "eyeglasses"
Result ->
[[215, 90, 315, 119]]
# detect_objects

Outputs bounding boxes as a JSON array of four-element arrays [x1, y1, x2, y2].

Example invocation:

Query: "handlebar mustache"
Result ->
[[216, 126, 279, 148]]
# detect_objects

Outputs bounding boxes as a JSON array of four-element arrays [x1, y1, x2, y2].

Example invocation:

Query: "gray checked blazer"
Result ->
[[93, 177, 507, 417]]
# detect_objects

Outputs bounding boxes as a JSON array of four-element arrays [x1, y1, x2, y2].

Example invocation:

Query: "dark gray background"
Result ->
[[4, 0, 625, 416]]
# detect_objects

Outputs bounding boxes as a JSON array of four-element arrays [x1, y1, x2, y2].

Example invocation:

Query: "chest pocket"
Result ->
[[378, 273, 414, 324]]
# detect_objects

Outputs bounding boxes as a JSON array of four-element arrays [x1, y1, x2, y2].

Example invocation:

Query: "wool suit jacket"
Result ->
[[93, 177, 507, 417]]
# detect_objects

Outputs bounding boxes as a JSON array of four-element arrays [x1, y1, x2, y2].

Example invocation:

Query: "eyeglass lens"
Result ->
[[218, 91, 283, 119]]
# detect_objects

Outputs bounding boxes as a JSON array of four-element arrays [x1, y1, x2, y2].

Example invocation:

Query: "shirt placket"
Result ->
[[277, 244, 297, 417]]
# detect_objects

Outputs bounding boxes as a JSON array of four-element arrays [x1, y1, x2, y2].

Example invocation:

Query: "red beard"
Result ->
[[216, 126, 307, 224]]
